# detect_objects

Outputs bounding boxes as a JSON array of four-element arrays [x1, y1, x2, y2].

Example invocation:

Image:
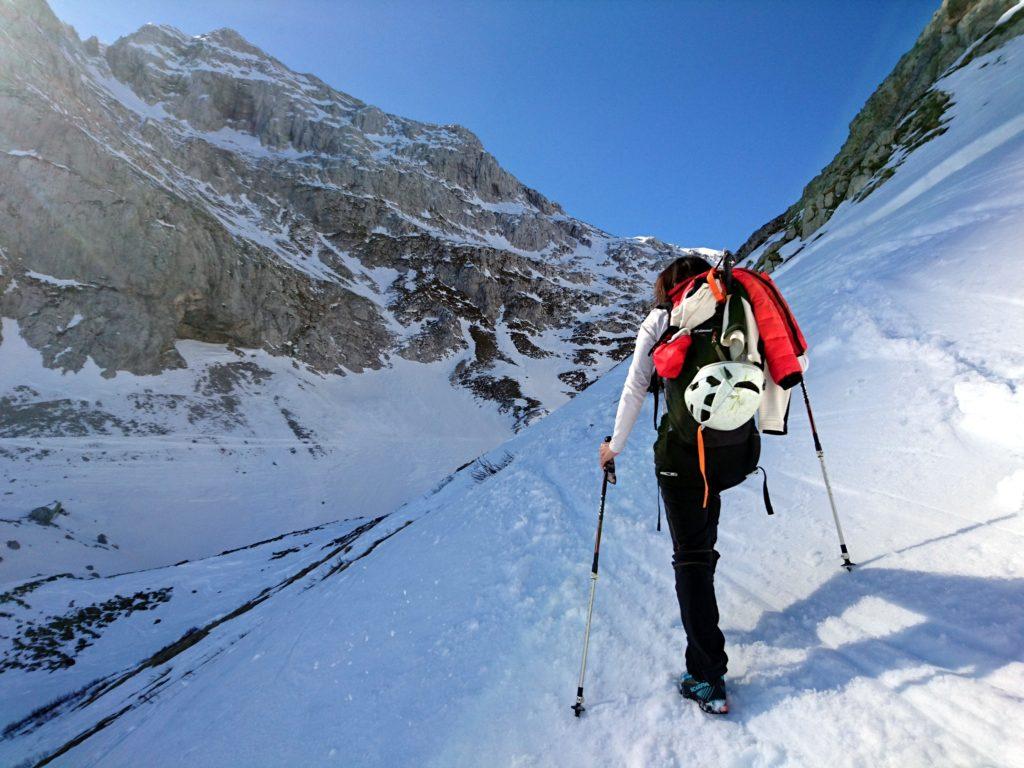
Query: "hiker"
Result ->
[[598, 254, 808, 714]]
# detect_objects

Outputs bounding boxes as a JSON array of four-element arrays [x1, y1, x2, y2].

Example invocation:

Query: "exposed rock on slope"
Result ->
[[738, 0, 1024, 269], [0, 0, 698, 427]]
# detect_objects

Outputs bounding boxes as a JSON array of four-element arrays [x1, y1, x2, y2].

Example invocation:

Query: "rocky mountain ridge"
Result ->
[[738, 0, 1024, 269], [0, 0, 700, 430]]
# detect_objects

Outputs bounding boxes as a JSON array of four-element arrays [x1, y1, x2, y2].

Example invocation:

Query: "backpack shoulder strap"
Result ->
[[648, 304, 673, 534], [648, 303, 676, 359], [649, 304, 672, 424]]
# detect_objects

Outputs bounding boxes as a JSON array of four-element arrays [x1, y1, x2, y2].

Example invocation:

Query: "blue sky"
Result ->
[[51, 0, 938, 249]]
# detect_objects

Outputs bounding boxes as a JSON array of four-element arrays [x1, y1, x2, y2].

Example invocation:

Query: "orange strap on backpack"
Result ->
[[705, 269, 726, 303], [697, 425, 709, 508], [696, 268, 724, 509]]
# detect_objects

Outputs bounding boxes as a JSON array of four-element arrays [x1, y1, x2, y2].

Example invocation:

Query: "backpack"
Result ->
[[649, 263, 805, 519]]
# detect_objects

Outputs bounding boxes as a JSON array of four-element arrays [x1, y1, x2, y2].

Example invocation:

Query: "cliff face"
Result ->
[[738, 0, 1024, 269], [0, 0, 699, 428]]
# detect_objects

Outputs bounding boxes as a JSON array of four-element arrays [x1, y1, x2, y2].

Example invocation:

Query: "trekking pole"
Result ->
[[722, 250, 735, 292], [571, 436, 616, 718], [799, 381, 856, 571]]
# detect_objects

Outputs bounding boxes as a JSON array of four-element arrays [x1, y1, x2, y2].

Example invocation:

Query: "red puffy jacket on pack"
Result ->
[[652, 267, 807, 389]]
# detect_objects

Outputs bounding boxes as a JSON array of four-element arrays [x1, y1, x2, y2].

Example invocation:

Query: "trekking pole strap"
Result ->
[[651, 371, 663, 532], [753, 466, 775, 516]]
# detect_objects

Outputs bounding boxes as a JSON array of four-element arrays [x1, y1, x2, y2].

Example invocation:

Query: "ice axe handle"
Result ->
[[603, 436, 617, 485]]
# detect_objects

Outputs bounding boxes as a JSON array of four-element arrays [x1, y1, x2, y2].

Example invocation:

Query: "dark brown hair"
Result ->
[[653, 255, 713, 305]]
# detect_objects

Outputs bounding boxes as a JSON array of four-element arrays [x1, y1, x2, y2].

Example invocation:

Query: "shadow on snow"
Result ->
[[727, 563, 1024, 719]]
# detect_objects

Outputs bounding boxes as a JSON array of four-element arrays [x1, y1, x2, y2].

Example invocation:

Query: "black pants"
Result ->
[[658, 436, 759, 682]]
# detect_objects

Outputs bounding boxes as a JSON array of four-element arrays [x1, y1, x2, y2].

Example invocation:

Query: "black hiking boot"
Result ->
[[679, 673, 728, 714]]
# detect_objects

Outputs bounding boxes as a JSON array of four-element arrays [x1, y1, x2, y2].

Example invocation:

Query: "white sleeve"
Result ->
[[759, 354, 809, 434], [609, 310, 666, 453]]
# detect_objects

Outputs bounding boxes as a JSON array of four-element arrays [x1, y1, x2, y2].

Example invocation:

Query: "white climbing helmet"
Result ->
[[684, 361, 765, 431]]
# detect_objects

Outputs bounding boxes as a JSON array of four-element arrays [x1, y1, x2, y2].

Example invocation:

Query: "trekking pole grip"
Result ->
[[602, 435, 616, 484]]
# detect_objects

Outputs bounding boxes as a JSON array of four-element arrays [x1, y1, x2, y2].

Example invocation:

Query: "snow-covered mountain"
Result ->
[[0, 0, 707, 576], [3, 0, 1024, 765], [1, 1, 691, 386], [738, 0, 1024, 269]]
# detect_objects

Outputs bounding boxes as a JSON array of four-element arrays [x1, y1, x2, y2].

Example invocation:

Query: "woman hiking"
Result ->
[[598, 254, 807, 715]]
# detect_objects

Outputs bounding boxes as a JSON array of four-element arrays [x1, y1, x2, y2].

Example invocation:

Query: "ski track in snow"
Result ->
[[3, 22, 1024, 768]]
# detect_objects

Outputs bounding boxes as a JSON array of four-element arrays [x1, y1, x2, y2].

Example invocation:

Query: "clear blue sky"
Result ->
[[51, 0, 938, 249]]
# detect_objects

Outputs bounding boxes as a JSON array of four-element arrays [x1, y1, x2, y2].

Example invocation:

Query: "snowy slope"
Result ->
[[4, 12, 1024, 768], [0, 320, 511, 582]]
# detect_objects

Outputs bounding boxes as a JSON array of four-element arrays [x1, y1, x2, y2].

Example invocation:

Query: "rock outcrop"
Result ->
[[0, 0, 701, 428], [737, 0, 1024, 270]]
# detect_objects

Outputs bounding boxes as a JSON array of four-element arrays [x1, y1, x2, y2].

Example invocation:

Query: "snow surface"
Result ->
[[0, 321, 512, 582], [23, 271, 90, 289], [3, 19, 1024, 768]]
